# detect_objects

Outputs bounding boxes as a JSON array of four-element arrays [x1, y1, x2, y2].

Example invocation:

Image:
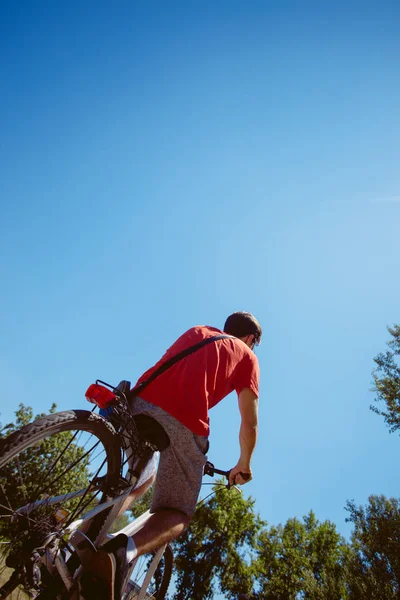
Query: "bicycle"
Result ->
[[0, 379, 232, 600]]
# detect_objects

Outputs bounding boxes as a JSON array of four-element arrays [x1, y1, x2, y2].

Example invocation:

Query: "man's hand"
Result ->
[[229, 462, 253, 486]]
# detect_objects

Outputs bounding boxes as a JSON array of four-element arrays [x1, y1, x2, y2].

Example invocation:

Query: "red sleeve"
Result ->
[[231, 353, 260, 398]]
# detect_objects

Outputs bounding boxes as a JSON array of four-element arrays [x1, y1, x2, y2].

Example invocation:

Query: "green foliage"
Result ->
[[171, 480, 265, 599], [346, 495, 400, 599], [255, 511, 350, 599], [370, 325, 400, 433], [169, 487, 355, 600]]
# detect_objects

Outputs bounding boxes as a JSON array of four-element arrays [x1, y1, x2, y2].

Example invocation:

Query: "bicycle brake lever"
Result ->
[[203, 461, 215, 477]]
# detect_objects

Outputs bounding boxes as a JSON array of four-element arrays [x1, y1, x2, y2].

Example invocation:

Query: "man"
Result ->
[[82, 311, 261, 599]]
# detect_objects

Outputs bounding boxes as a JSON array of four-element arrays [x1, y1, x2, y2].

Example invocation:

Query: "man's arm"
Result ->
[[229, 387, 259, 486]]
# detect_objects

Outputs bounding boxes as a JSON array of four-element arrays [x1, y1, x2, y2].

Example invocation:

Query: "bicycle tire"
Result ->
[[124, 544, 173, 600], [0, 410, 121, 599]]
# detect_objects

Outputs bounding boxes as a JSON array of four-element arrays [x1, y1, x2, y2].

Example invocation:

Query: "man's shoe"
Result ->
[[100, 534, 130, 600], [72, 531, 129, 600], [80, 570, 114, 600], [72, 530, 116, 600]]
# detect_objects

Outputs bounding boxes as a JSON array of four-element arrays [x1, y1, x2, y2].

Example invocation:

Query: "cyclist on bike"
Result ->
[[83, 311, 261, 600]]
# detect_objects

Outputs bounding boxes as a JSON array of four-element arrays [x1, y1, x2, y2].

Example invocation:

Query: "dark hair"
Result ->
[[223, 311, 262, 344]]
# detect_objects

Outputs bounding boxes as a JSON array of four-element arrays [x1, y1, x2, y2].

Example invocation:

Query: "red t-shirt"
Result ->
[[134, 325, 260, 436]]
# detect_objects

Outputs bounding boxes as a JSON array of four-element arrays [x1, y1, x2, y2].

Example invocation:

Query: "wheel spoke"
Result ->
[[31, 428, 81, 495], [64, 457, 107, 527], [33, 440, 101, 501]]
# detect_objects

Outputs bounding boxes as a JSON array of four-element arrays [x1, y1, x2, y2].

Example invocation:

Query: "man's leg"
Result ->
[[87, 509, 190, 600], [94, 398, 208, 598], [114, 473, 156, 519], [130, 507, 190, 556], [122, 402, 208, 559], [78, 505, 188, 600]]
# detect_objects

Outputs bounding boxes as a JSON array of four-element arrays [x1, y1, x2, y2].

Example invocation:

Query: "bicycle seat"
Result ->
[[115, 379, 131, 399], [133, 414, 170, 451]]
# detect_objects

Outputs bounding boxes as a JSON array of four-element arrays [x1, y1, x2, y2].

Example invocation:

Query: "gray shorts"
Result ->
[[130, 397, 208, 517]]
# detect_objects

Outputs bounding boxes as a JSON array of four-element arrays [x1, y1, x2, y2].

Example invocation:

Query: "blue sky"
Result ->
[[1, 0, 400, 574]]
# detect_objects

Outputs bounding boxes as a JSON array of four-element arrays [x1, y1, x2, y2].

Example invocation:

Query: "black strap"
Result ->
[[129, 334, 233, 399]]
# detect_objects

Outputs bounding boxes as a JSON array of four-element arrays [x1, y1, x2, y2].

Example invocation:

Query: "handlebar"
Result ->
[[204, 461, 251, 489]]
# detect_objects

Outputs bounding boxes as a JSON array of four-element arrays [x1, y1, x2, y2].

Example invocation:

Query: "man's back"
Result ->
[[135, 325, 259, 436]]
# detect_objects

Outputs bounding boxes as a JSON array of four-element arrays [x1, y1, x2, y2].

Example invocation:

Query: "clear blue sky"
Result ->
[[1, 0, 400, 572]]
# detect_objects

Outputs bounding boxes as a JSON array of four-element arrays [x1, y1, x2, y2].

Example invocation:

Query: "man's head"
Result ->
[[223, 311, 262, 350]]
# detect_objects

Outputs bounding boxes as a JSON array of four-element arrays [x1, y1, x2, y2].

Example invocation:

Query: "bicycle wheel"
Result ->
[[0, 410, 121, 599], [124, 544, 173, 600]]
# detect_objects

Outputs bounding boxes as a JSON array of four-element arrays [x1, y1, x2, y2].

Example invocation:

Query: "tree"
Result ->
[[255, 511, 350, 599], [370, 324, 400, 433], [345, 495, 400, 599], [170, 481, 265, 599], [170, 489, 352, 600]]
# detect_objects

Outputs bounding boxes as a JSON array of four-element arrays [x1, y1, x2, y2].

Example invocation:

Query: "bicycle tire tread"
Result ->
[[0, 410, 119, 468]]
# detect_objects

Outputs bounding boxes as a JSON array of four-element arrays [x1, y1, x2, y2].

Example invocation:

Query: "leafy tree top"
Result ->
[[370, 325, 400, 433]]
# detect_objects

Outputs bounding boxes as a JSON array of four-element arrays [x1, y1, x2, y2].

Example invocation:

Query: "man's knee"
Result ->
[[176, 509, 192, 530], [154, 507, 191, 533]]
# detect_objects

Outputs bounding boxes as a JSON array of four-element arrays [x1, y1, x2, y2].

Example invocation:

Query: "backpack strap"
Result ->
[[129, 334, 233, 399]]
